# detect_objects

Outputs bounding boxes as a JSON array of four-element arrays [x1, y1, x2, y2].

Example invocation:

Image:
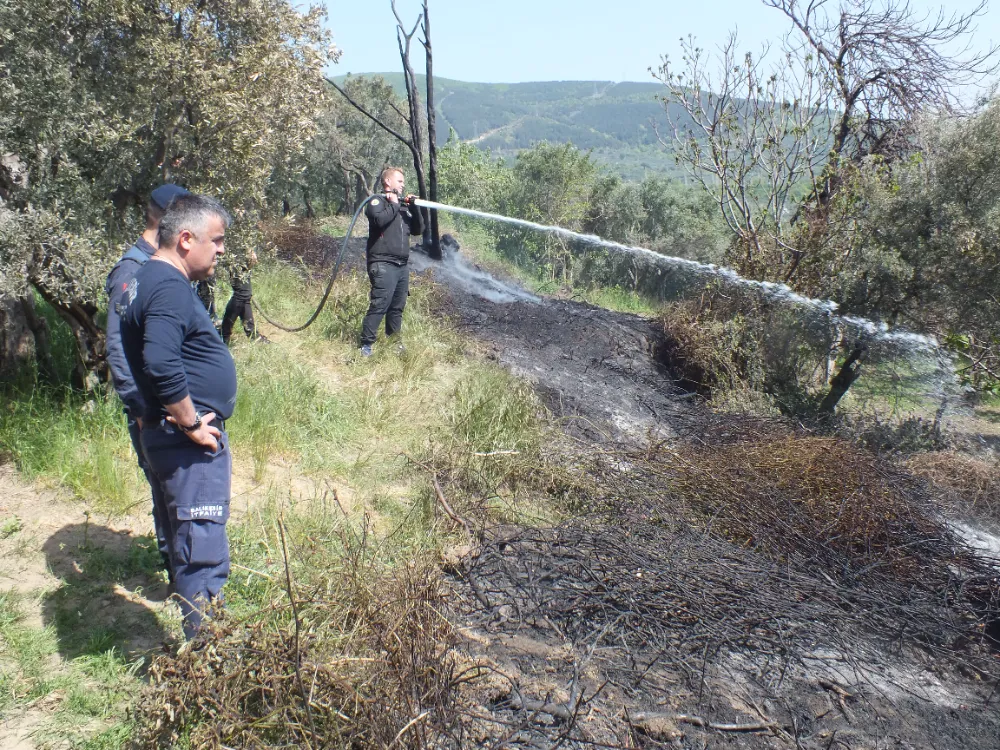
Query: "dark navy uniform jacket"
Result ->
[[105, 237, 156, 416], [365, 195, 424, 266], [120, 260, 238, 425]]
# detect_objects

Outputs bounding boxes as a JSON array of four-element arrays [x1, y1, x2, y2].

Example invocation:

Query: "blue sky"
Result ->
[[323, 0, 1000, 84]]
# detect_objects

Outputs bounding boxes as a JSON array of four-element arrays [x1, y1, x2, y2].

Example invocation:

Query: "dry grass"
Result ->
[[134, 541, 471, 749], [658, 299, 766, 397], [906, 450, 1000, 526], [450, 426, 1000, 712], [665, 433, 968, 581]]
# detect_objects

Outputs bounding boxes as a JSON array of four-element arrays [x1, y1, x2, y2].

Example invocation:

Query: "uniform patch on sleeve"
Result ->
[[371, 198, 380, 206]]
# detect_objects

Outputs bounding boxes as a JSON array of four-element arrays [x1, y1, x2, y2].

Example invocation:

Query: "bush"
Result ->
[[906, 450, 1000, 527], [134, 512, 470, 749], [658, 298, 767, 397]]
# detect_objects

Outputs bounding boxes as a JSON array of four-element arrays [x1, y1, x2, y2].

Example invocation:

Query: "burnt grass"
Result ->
[[265, 229, 1000, 749]]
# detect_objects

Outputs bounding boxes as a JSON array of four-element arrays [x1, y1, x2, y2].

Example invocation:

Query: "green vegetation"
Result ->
[[0, 0, 334, 384], [0, 392, 144, 517], [0, 258, 552, 746], [436, 138, 728, 289], [0, 588, 143, 749]]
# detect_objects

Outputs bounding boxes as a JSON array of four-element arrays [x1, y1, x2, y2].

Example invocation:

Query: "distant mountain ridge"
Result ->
[[333, 74, 683, 180]]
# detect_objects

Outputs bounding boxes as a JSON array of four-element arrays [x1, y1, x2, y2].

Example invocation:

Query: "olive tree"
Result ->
[[276, 76, 410, 216], [0, 0, 335, 386], [656, 0, 998, 285], [503, 143, 599, 283]]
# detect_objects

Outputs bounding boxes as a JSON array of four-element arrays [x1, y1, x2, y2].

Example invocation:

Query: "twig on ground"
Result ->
[[278, 515, 318, 749]]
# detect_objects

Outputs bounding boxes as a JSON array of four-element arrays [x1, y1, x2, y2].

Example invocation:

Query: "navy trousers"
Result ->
[[126, 418, 171, 574], [361, 261, 409, 346], [141, 423, 232, 639]]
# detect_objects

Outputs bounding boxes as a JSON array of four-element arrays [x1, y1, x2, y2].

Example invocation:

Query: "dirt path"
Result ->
[[0, 465, 171, 748], [0, 450, 322, 748]]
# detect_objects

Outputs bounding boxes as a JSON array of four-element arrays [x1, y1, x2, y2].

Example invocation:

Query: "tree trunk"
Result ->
[[0, 294, 39, 381], [31, 283, 106, 391], [354, 173, 367, 212], [392, 1, 430, 247], [819, 344, 867, 415], [422, 0, 442, 260]]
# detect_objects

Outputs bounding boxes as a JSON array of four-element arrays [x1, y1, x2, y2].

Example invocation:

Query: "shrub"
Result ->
[[906, 450, 1000, 527]]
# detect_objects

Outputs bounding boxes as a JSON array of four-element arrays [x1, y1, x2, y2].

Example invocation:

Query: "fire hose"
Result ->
[[250, 192, 386, 333]]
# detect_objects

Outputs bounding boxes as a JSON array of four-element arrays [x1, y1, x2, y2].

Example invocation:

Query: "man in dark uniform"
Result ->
[[120, 193, 237, 639], [360, 166, 423, 357], [105, 183, 190, 576], [221, 249, 269, 345]]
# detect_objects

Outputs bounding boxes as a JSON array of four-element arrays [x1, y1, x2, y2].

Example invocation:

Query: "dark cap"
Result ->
[[150, 184, 191, 210]]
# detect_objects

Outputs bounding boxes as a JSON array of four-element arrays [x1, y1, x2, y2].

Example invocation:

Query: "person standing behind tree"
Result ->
[[221, 249, 269, 345], [195, 278, 219, 327], [359, 167, 423, 357], [104, 183, 190, 579], [120, 194, 237, 639]]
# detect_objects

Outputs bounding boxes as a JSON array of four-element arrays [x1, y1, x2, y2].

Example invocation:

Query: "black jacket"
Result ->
[[365, 195, 424, 265]]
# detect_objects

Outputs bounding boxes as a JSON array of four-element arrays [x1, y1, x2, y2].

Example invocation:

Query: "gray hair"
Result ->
[[157, 194, 232, 248]]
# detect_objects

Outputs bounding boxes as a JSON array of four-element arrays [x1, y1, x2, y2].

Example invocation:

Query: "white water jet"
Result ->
[[413, 198, 939, 353]]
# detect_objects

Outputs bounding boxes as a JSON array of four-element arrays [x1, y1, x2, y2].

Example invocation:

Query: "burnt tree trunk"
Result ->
[[421, 0, 441, 260], [819, 344, 867, 415], [391, 0, 430, 247]]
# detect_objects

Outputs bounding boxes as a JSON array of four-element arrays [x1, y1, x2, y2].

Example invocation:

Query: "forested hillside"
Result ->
[[336, 74, 684, 179]]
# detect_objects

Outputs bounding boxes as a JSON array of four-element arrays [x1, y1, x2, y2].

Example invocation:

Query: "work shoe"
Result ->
[[252, 334, 272, 345], [360, 344, 373, 358]]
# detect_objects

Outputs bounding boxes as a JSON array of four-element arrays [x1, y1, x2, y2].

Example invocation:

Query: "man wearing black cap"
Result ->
[[105, 183, 189, 576]]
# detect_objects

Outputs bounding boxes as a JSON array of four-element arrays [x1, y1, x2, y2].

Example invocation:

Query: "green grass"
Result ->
[[0, 591, 141, 749], [0, 387, 144, 516], [0, 249, 557, 747], [572, 284, 661, 315], [228, 341, 355, 480], [840, 353, 952, 418]]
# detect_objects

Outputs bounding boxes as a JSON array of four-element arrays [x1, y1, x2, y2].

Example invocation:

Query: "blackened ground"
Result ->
[[281, 233, 701, 443], [277, 231, 1000, 750]]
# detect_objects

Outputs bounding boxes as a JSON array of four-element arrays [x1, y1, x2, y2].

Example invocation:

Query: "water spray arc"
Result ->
[[252, 195, 949, 374], [409, 199, 937, 353]]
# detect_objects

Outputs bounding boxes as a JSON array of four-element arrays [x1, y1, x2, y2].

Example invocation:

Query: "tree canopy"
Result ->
[[0, 0, 335, 384]]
